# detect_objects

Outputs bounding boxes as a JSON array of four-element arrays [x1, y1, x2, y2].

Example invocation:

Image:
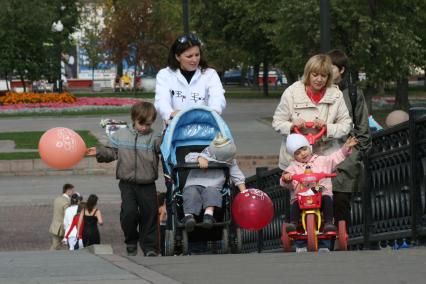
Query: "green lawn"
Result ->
[[0, 130, 100, 160]]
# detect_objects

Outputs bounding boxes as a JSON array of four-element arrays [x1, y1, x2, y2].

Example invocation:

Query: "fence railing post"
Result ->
[[409, 107, 425, 244], [363, 154, 374, 249], [255, 167, 268, 253]]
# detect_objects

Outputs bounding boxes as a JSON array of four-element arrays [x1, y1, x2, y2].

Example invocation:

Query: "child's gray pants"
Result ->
[[183, 185, 222, 215]]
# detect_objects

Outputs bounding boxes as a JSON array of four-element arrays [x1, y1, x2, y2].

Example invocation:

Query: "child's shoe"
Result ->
[[183, 214, 196, 232], [202, 214, 215, 229], [286, 222, 298, 233], [323, 223, 337, 232]]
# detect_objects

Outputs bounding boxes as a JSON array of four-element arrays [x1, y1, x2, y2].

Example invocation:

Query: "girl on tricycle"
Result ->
[[280, 133, 358, 252]]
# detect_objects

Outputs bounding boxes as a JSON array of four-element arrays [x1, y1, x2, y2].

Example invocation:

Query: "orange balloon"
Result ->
[[38, 127, 86, 169]]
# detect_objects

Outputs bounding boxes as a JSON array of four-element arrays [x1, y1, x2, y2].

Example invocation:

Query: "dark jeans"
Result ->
[[290, 195, 334, 225], [333, 192, 352, 230], [119, 180, 159, 254]]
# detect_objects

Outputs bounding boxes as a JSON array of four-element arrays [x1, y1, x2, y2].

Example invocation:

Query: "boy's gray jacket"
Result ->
[[96, 127, 161, 184]]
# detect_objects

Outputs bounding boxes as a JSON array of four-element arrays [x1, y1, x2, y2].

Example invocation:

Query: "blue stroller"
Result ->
[[160, 106, 242, 255]]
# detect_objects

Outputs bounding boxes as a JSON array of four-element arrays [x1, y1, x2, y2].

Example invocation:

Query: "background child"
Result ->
[[182, 133, 246, 232], [63, 202, 85, 250], [281, 134, 358, 233], [63, 193, 83, 250], [86, 101, 162, 257]]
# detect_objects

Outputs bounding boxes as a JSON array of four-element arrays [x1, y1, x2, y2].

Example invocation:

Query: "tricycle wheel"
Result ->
[[306, 214, 318, 252], [337, 220, 348, 251], [281, 223, 294, 252]]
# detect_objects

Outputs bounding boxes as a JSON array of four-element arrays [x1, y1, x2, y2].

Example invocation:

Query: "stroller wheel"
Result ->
[[181, 230, 189, 255], [164, 230, 175, 256], [221, 228, 230, 254], [230, 227, 242, 254]]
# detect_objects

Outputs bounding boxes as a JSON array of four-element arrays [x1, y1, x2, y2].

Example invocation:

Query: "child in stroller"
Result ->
[[160, 105, 245, 255], [182, 133, 246, 232]]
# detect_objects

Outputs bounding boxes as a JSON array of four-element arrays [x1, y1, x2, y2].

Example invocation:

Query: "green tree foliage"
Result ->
[[0, 0, 79, 89], [103, 0, 181, 73], [192, 0, 281, 95]]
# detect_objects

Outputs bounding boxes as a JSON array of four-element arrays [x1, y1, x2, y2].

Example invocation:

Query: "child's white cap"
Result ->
[[286, 134, 311, 157], [208, 133, 236, 163]]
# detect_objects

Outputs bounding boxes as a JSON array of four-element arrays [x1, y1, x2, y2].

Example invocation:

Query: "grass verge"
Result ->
[[0, 130, 101, 160]]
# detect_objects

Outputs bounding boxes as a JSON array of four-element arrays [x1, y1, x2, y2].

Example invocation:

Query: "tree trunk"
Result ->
[[262, 60, 269, 97], [92, 67, 95, 91], [377, 81, 385, 96], [133, 47, 139, 96], [394, 78, 409, 111], [5, 71, 10, 92], [117, 60, 123, 77], [253, 63, 260, 87], [19, 72, 26, 93]]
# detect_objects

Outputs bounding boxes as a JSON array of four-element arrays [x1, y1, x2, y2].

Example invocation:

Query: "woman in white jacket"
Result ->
[[272, 54, 352, 170], [154, 34, 226, 123]]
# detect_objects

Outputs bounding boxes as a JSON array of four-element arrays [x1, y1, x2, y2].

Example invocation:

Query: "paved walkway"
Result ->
[[2, 98, 424, 283], [1, 247, 425, 284]]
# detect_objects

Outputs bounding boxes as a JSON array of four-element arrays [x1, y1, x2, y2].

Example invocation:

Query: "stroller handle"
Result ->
[[173, 162, 230, 172]]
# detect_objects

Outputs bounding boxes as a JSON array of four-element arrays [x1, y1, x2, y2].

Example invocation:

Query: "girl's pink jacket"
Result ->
[[280, 146, 351, 203]]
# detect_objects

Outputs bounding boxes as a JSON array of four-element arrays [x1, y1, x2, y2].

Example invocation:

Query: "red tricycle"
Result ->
[[280, 171, 348, 252]]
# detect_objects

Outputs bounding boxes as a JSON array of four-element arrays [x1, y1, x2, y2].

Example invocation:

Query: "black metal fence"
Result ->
[[238, 107, 426, 252]]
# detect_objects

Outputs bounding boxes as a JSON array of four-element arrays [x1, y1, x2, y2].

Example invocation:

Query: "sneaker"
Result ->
[[202, 214, 215, 229], [126, 245, 137, 256], [145, 250, 158, 257], [324, 223, 337, 232], [296, 247, 307, 253], [318, 248, 330, 253], [286, 223, 297, 233], [183, 215, 196, 232]]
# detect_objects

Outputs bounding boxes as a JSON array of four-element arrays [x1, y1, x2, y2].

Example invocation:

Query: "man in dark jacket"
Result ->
[[327, 50, 372, 247]]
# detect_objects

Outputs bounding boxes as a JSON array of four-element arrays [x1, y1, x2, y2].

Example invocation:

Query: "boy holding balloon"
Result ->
[[86, 101, 162, 257]]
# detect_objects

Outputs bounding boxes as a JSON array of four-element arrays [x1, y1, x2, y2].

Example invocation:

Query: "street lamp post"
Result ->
[[52, 20, 64, 93]]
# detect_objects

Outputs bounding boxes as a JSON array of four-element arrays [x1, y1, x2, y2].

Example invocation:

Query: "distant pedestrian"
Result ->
[[82, 194, 103, 247], [49, 183, 74, 250], [63, 192, 83, 250], [86, 101, 162, 256], [63, 202, 85, 250]]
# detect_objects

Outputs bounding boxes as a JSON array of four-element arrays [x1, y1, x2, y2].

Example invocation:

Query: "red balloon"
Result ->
[[38, 127, 86, 169], [232, 188, 274, 231]]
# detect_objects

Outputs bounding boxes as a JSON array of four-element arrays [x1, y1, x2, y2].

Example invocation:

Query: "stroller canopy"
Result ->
[[160, 105, 234, 174]]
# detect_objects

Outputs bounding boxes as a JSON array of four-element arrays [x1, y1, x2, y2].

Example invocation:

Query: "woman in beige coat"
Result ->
[[272, 54, 352, 170]]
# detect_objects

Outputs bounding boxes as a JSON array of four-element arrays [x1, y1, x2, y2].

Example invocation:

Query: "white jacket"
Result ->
[[63, 205, 78, 238], [272, 81, 352, 169], [154, 67, 226, 120]]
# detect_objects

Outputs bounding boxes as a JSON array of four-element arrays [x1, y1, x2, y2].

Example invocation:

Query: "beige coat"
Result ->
[[49, 195, 70, 237], [272, 81, 352, 169]]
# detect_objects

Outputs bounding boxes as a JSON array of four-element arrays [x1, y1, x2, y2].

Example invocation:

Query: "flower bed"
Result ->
[[0, 95, 142, 114], [0, 92, 77, 105]]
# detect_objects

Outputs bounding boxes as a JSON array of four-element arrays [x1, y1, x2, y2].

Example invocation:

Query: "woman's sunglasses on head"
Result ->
[[177, 34, 201, 45]]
